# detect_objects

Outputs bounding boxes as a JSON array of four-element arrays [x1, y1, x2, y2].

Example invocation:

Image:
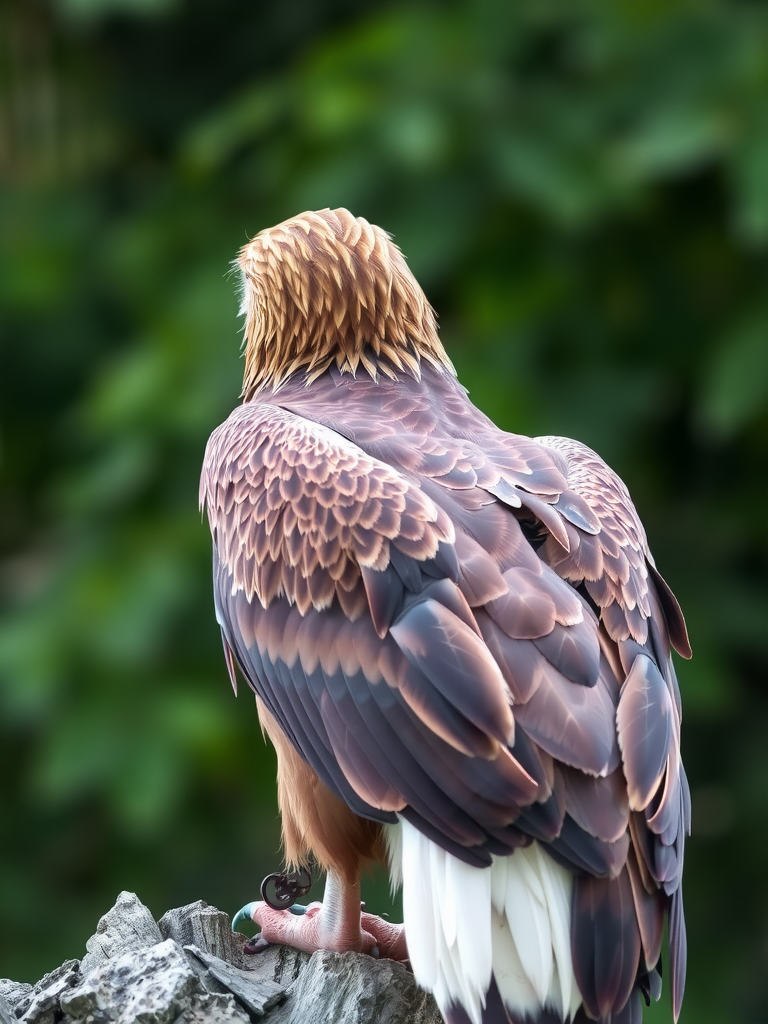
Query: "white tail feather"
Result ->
[[503, 847, 553, 1002], [391, 819, 582, 1023], [532, 843, 582, 1018], [491, 910, 540, 1016], [401, 821, 439, 988]]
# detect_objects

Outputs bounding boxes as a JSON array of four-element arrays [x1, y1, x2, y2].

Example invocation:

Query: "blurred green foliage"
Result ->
[[1, 0, 767, 1020]]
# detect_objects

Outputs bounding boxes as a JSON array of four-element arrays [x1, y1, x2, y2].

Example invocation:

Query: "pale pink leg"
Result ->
[[248, 871, 408, 961]]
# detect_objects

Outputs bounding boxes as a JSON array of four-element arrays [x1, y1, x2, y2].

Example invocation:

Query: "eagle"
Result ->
[[200, 208, 690, 1024]]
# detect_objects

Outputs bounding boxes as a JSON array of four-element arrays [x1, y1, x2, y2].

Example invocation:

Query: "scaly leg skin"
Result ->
[[238, 871, 408, 962]]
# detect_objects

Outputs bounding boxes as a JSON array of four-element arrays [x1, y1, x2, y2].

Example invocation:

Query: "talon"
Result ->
[[244, 935, 270, 954], [232, 901, 260, 933]]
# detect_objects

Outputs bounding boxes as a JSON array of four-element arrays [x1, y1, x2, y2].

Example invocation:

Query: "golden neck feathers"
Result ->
[[237, 208, 455, 398]]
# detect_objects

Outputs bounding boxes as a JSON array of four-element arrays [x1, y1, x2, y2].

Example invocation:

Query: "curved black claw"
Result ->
[[243, 934, 271, 954], [260, 866, 313, 910]]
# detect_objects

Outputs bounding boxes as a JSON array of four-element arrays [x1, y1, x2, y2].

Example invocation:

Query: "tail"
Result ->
[[388, 820, 583, 1024]]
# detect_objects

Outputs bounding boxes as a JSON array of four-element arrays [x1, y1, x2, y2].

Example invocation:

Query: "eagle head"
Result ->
[[236, 207, 454, 398]]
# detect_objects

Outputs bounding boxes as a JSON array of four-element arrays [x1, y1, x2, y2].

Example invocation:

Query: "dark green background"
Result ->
[[2, 1, 767, 1021]]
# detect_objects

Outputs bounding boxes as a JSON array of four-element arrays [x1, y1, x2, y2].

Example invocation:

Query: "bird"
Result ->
[[200, 208, 690, 1024]]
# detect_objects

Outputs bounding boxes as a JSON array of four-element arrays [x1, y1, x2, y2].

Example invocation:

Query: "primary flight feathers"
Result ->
[[201, 208, 690, 1024]]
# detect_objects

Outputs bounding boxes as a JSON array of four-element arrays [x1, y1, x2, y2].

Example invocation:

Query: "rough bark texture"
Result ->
[[2, 892, 441, 1024]]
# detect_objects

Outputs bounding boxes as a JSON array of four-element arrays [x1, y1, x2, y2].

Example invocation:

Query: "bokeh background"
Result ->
[[2, 0, 767, 1020]]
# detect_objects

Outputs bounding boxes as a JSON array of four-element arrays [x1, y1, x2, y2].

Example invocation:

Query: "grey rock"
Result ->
[[266, 950, 441, 1024], [183, 990, 251, 1023], [0, 979, 33, 1014], [242, 944, 310, 988], [5, 896, 437, 1024], [16, 960, 80, 1024], [61, 938, 197, 1024], [81, 891, 163, 976], [185, 945, 285, 1017], [158, 900, 244, 967], [0, 992, 15, 1024], [181, 955, 232, 998]]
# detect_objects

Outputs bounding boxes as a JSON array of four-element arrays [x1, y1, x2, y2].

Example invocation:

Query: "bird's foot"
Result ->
[[238, 899, 408, 961], [234, 869, 408, 962]]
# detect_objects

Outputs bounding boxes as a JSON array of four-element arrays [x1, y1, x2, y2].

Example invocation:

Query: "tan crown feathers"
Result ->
[[236, 208, 455, 397]]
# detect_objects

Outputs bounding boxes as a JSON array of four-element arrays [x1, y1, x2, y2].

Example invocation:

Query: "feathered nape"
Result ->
[[237, 207, 455, 398]]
